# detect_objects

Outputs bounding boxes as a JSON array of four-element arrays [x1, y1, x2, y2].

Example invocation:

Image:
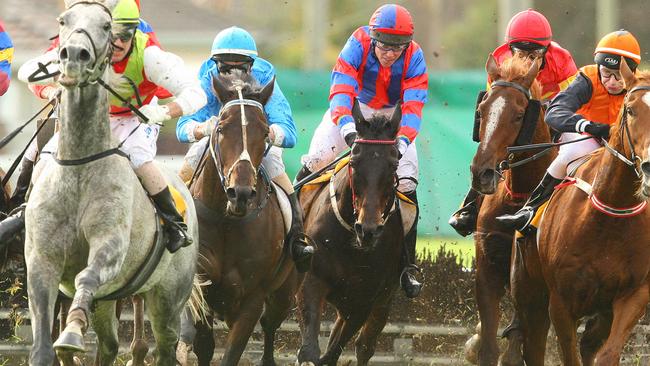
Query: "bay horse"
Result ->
[[296, 101, 404, 366], [465, 54, 555, 366], [25, 1, 198, 365], [179, 70, 300, 366], [530, 59, 650, 365]]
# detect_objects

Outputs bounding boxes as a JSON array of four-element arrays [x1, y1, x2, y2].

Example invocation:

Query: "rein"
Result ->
[[330, 138, 399, 232]]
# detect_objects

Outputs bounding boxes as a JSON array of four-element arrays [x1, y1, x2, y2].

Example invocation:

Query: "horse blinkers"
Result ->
[[472, 90, 487, 142], [515, 99, 541, 145]]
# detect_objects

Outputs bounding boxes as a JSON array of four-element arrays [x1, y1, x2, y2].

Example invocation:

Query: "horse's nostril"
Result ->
[[79, 49, 91, 62], [249, 189, 257, 199], [354, 223, 363, 237], [226, 187, 236, 200], [60, 48, 68, 60], [642, 161, 650, 176], [375, 224, 384, 237]]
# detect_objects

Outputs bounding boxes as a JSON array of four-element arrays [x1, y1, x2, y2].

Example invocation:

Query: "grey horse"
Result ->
[[25, 1, 198, 365]]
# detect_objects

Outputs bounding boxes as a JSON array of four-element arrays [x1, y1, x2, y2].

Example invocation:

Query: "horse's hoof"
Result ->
[[299, 363, 315, 366], [464, 333, 481, 365], [176, 341, 192, 366], [54, 330, 86, 353]]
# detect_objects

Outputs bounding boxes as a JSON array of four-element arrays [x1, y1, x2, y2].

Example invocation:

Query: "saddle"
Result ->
[[301, 157, 417, 234]]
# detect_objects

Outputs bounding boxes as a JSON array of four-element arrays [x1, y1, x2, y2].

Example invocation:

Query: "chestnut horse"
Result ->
[[297, 101, 404, 366], [180, 70, 300, 366], [466, 54, 555, 366], [528, 60, 650, 365]]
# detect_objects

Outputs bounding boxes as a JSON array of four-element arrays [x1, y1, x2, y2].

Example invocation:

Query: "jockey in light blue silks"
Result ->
[[176, 26, 314, 272]]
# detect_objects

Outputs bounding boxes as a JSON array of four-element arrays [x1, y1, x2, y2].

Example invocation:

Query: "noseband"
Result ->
[[58, 1, 113, 86], [330, 138, 399, 232], [209, 84, 267, 192]]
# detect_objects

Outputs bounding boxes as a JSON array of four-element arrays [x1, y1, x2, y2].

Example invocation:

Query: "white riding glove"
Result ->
[[139, 103, 171, 125], [201, 116, 218, 138]]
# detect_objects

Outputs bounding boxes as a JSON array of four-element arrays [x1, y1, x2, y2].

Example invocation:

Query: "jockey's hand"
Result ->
[[344, 132, 357, 148], [201, 116, 218, 138], [584, 122, 610, 139], [397, 139, 408, 160], [139, 103, 170, 125], [41, 86, 60, 102]]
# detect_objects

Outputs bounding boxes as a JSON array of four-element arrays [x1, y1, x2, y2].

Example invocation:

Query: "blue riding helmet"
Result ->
[[210, 26, 258, 59]]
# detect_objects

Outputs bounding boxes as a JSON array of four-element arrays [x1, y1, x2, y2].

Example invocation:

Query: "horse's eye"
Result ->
[[103, 22, 111, 32], [627, 107, 635, 117], [57, 17, 65, 26]]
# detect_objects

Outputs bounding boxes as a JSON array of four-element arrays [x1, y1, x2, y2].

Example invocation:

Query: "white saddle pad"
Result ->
[[271, 182, 292, 234]]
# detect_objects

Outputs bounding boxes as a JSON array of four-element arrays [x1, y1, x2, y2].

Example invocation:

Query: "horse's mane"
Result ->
[[357, 113, 397, 140], [214, 69, 264, 101], [498, 56, 543, 100], [610, 68, 650, 139]]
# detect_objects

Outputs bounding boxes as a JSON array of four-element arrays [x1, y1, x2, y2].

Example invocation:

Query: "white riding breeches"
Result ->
[[40, 114, 160, 169], [300, 106, 419, 192], [547, 132, 601, 178], [185, 136, 286, 180]]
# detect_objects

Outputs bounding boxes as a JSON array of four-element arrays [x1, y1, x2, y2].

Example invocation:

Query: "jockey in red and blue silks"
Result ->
[[297, 4, 428, 298], [176, 26, 314, 272], [0, 21, 13, 96]]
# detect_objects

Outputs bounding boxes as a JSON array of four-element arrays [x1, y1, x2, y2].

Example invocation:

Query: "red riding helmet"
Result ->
[[505, 9, 552, 48], [369, 4, 414, 45]]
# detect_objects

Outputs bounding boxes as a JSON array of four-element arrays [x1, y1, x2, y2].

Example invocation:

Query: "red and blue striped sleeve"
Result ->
[[0, 23, 14, 96], [329, 28, 368, 128], [399, 44, 428, 144]]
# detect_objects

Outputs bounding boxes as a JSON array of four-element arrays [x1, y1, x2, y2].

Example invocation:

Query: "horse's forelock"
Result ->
[[216, 70, 261, 100], [499, 56, 542, 99], [357, 114, 395, 140]]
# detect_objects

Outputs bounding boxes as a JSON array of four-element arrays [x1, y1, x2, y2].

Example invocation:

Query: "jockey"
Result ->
[[448, 9, 578, 237], [1, 0, 207, 253], [0, 21, 13, 96], [295, 4, 428, 298], [497, 30, 641, 232], [176, 26, 314, 272]]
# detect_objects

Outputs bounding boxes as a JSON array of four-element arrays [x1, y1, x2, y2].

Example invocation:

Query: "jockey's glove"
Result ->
[[201, 116, 218, 138], [41, 86, 60, 102], [397, 139, 408, 160], [139, 104, 170, 125], [344, 132, 357, 148], [583, 122, 610, 139]]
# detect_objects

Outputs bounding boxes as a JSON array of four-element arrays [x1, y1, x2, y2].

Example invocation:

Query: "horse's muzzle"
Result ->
[[58, 43, 93, 87], [225, 185, 256, 216], [471, 168, 498, 194], [353, 222, 384, 249]]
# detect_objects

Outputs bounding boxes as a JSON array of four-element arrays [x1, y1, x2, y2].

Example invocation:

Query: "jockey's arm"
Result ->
[[143, 46, 207, 119], [17, 49, 60, 99], [0, 24, 13, 96], [263, 78, 297, 148], [330, 32, 364, 141], [397, 47, 428, 155], [545, 73, 593, 133]]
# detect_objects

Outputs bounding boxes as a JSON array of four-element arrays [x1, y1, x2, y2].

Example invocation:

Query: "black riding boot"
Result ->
[[0, 204, 25, 244], [496, 173, 563, 233], [401, 190, 422, 298], [448, 188, 481, 237], [8, 158, 34, 210], [287, 192, 314, 273], [152, 187, 192, 253], [294, 165, 312, 184]]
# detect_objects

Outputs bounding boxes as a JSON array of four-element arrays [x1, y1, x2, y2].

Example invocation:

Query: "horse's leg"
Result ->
[[594, 284, 649, 366], [220, 294, 265, 366], [548, 293, 580, 366], [177, 307, 197, 366], [319, 312, 367, 366], [354, 302, 391, 366], [193, 315, 215, 366], [259, 279, 296, 366], [580, 313, 612, 366], [475, 234, 509, 366], [324, 315, 345, 352], [88, 300, 119, 366], [127, 295, 149, 366], [297, 274, 327, 364], [27, 261, 61, 366], [145, 289, 187, 366]]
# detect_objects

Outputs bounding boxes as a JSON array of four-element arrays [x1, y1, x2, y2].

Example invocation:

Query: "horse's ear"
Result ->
[[522, 57, 541, 88], [212, 74, 230, 104], [388, 102, 402, 138], [352, 98, 369, 132], [259, 77, 275, 105], [101, 0, 119, 11], [486, 53, 500, 82], [620, 58, 636, 90]]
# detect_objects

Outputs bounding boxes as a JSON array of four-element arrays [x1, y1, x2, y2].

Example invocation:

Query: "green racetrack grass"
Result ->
[[416, 236, 475, 262]]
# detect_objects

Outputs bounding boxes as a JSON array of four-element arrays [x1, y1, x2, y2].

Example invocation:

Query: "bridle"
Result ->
[[600, 85, 650, 178], [208, 83, 269, 193], [57, 1, 113, 87], [330, 138, 399, 232]]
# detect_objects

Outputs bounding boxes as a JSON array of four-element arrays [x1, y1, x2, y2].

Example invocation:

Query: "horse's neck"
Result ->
[[591, 136, 641, 207], [196, 155, 229, 213], [333, 168, 355, 224], [509, 113, 555, 194], [58, 80, 113, 160]]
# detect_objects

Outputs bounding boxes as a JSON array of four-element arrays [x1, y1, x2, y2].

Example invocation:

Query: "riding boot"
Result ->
[[287, 192, 314, 273], [151, 187, 192, 253], [0, 204, 26, 244], [400, 190, 422, 298], [496, 173, 563, 233], [294, 165, 312, 184], [8, 158, 34, 210], [448, 187, 482, 237]]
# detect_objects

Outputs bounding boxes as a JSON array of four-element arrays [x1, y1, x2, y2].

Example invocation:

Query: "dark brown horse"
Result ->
[[180, 70, 300, 366], [529, 60, 650, 366], [465, 54, 555, 366], [297, 101, 403, 366]]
